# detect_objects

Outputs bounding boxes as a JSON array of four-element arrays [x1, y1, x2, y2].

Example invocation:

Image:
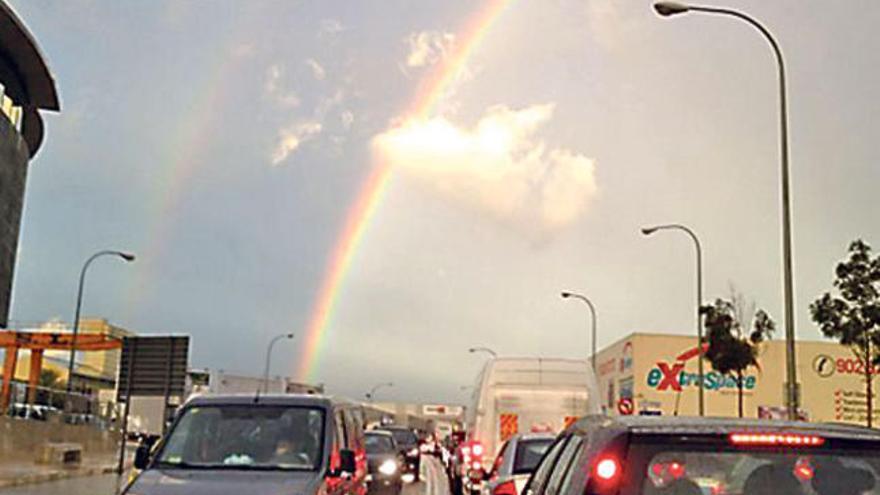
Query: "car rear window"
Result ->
[[385, 429, 418, 447], [366, 434, 395, 454], [622, 436, 880, 495], [513, 438, 554, 474]]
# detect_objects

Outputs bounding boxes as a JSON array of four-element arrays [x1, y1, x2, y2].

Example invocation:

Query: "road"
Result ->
[[0, 456, 451, 495]]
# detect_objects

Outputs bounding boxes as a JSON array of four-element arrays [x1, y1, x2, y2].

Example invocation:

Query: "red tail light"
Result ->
[[492, 480, 517, 495], [793, 458, 814, 481], [472, 442, 485, 457], [729, 433, 825, 447], [595, 457, 620, 482]]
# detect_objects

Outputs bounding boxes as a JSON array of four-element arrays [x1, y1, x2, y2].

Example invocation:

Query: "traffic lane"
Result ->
[[0, 473, 127, 495], [404, 455, 449, 495]]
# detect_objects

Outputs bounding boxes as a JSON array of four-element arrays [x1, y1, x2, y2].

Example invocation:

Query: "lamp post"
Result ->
[[560, 291, 597, 373], [653, 1, 799, 419], [366, 382, 393, 402], [262, 333, 294, 393], [468, 347, 497, 358], [642, 224, 704, 416], [65, 250, 135, 409]]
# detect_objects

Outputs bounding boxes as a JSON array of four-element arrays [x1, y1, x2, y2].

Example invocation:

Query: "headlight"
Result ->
[[379, 459, 398, 475], [408, 448, 419, 457]]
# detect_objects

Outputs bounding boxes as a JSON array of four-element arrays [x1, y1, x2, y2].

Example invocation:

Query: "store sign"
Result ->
[[645, 344, 756, 392]]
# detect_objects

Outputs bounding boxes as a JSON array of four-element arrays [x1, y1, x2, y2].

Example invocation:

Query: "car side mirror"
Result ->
[[133, 444, 151, 470], [339, 449, 357, 475]]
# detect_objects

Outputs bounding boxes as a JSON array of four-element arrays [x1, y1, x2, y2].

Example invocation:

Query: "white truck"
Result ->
[[457, 357, 599, 494]]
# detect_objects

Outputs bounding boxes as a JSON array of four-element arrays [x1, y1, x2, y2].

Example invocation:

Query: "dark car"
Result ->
[[123, 394, 367, 495], [524, 415, 880, 495], [377, 426, 421, 482], [484, 434, 554, 495], [365, 430, 403, 495]]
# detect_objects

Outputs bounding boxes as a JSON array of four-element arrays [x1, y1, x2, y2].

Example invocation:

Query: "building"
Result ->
[[12, 318, 134, 391], [595, 332, 878, 426], [185, 369, 324, 397], [0, 1, 60, 327]]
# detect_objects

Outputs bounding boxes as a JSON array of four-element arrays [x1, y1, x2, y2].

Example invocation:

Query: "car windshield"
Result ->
[[366, 434, 396, 454], [156, 406, 324, 470], [386, 429, 418, 447], [512, 438, 553, 474], [631, 445, 880, 495]]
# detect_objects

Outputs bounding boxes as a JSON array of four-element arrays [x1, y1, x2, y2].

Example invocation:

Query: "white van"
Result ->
[[466, 357, 599, 461]]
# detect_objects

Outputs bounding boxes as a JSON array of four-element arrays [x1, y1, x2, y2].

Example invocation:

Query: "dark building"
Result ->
[[0, 2, 59, 327]]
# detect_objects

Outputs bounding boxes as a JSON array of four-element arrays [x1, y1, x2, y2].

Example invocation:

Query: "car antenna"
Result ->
[[254, 384, 262, 403]]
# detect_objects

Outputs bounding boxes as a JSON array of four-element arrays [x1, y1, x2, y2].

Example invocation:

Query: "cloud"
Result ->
[[373, 104, 598, 236], [319, 18, 345, 37], [271, 122, 322, 166], [264, 64, 300, 107], [405, 30, 455, 68], [305, 58, 326, 81], [341, 110, 354, 130]]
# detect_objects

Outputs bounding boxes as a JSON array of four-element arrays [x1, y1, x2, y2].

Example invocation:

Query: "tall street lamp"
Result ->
[[262, 333, 294, 393], [653, 1, 799, 419], [560, 291, 597, 373], [642, 224, 704, 416], [65, 250, 135, 405], [468, 347, 497, 358], [366, 382, 393, 402]]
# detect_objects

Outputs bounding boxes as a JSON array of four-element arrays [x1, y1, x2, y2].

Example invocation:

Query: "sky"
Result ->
[[5, 0, 880, 404]]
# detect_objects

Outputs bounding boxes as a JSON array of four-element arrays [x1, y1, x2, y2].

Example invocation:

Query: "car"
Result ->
[[376, 425, 421, 482], [123, 394, 368, 495], [523, 415, 880, 495], [483, 434, 555, 495], [365, 430, 404, 495]]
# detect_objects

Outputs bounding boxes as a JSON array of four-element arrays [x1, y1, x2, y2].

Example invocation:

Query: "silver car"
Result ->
[[483, 434, 555, 495]]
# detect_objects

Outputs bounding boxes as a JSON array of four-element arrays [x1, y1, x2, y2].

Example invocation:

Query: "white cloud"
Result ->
[[373, 104, 598, 235], [319, 18, 345, 37], [305, 58, 326, 81], [264, 64, 300, 107], [405, 30, 455, 68], [341, 110, 354, 129], [271, 122, 322, 166]]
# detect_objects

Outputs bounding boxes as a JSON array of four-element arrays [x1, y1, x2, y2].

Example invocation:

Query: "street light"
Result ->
[[560, 291, 597, 373], [468, 347, 497, 358], [653, 2, 799, 420], [262, 333, 294, 393], [366, 382, 393, 402], [642, 224, 704, 416], [65, 250, 135, 406]]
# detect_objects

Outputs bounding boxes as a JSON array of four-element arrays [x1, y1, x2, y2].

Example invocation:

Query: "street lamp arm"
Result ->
[[687, 6, 785, 69]]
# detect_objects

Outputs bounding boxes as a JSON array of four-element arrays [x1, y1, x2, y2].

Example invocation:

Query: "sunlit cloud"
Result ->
[[271, 121, 322, 166], [373, 104, 598, 236], [405, 30, 455, 68], [264, 64, 300, 108], [306, 58, 326, 81]]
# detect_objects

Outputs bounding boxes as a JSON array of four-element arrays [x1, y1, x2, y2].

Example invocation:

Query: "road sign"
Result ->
[[617, 398, 634, 416], [116, 336, 189, 400], [499, 413, 518, 441]]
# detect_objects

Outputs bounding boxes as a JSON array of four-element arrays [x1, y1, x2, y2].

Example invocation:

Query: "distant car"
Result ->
[[483, 434, 554, 495], [377, 426, 421, 482], [523, 416, 880, 495], [365, 430, 403, 495], [123, 394, 368, 495]]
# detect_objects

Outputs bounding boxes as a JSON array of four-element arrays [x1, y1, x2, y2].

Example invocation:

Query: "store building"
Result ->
[[596, 332, 877, 426]]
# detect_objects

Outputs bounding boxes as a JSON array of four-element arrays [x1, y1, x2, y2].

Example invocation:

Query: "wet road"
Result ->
[[0, 456, 450, 495]]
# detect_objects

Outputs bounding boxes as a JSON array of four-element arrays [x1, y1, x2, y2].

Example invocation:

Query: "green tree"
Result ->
[[811, 240, 880, 427], [701, 298, 775, 417], [39, 368, 62, 389]]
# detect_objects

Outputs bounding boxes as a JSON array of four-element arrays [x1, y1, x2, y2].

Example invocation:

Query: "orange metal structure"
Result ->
[[0, 330, 122, 411]]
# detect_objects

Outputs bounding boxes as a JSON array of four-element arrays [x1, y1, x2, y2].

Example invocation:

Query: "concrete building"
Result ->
[[595, 332, 878, 426], [0, 1, 60, 327]]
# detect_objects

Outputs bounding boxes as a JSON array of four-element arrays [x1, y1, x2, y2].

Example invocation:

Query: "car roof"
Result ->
[[575, 415, 880, 441], [376, 425, 412, 431], [366, 430, 394, 437], [184, 393, 335, 408], [510, 433, 556, 442]]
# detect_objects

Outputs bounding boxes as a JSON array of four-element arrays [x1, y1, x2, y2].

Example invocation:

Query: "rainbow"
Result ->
[[296, 0, 515, 381]]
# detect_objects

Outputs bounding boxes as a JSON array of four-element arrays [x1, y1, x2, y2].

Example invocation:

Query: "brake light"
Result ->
[[729, 433, 825, 447], [492, 480, 517, 495], [472, 461, 482, 471], [793, 458, 814, 481], [472, 443, 484, 457], [595, 457, 620, 481], [668, 462, 685, 479]]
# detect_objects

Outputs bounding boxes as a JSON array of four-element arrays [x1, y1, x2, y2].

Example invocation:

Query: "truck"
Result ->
[[454, 357, 599, 495]]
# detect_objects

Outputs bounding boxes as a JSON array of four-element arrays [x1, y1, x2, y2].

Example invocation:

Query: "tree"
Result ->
[[701, 298, 775, 417], [811, 239, 880, 427], [39, 368, 62, 389]]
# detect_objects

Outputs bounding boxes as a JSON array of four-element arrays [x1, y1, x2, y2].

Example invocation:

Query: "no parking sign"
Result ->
[[617, 398, 634, 416]]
